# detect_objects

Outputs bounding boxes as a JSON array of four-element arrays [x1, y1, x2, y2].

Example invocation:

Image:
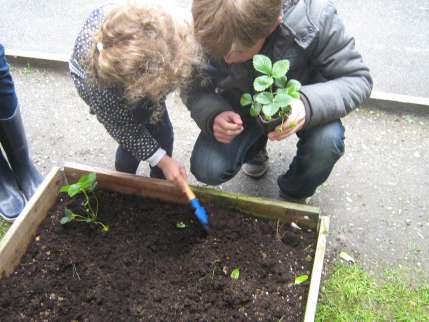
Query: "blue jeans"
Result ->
[[115, 109, 173, 179], [191, 119, 345, 199], [0, 44, 18, 118]]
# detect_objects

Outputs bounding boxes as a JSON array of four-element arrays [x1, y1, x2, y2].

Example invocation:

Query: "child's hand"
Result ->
[[213, 111, 244, 144], [268, 99, 306, 141], [157, 155, 188, 188]]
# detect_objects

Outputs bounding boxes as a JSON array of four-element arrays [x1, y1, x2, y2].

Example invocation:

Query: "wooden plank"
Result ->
[[0, 167, 64, 279], [192, 186, 320, 230], [304, 216, 330, 322], [63, 163, 188, 204], [63, 163, 319, 229]]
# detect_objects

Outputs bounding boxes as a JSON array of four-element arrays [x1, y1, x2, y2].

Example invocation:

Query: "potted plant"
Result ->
[[240, 54, 301, 133]]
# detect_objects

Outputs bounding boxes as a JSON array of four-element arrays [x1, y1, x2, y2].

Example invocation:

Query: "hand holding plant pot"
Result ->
[[267, 99, 306, 141], [240, 54, 302, 134]]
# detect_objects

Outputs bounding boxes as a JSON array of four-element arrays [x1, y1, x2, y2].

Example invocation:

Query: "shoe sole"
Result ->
[[279, 191, 309, 204], [241, 166, 268, 179]]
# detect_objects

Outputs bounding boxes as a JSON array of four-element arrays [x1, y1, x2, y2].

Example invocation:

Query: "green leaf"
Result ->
[[67, 184, 81, 197], [272, 60, 290, 78], [254, 92, 273, 105], [60, 183, 81, 197], [60, 216, 73, 225], [102, 225, 109, 233], [250, 103, 262, 117], [274, 93, 294, 108], [253, 54, 272, 75], [77, 172, 97, 192], [288, 89, 300, 99], [176, 221, 187, 229], [280, 105, 292, 115], [254, 76, 273, 92], [275, 76, 288, 89], [287, 79, 301, 92], [59, 184, 70, 193], [60, 208, 75, 225], [262, 103, 279, 118], [294, 274, 309, 285], [240, 93, 253, 106], [230, 268, 240, 280]]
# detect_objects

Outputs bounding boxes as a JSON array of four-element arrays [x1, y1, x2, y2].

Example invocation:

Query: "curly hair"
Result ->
[[89, 3, 200, 106]]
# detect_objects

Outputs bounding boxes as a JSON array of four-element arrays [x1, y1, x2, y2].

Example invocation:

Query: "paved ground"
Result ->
[[3, 61, 428, 276], [1, 0, 429, 97]]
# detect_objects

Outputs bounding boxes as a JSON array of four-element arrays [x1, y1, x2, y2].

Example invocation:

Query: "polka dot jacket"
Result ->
[[69, 5, 164, 163]]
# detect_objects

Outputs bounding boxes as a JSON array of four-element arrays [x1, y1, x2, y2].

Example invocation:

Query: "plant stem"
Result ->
[[82, 190, 96, 219]]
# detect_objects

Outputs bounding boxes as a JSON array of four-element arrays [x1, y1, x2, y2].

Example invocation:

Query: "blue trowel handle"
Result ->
[[182, 181, 209, 231]]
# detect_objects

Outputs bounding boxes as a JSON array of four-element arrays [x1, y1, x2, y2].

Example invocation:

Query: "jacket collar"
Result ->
[[282, 0, 319, 49]]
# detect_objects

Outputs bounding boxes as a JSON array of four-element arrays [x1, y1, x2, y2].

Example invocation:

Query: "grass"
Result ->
[[0, 218, 10, 240], [317, 262, 429, 321]]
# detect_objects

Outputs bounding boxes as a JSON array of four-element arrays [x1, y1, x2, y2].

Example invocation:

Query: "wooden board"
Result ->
[[64, 163, 188, 205], [304, 216, 330, 322], [64, 162, 320, 230], [0, 167, 64, 278]]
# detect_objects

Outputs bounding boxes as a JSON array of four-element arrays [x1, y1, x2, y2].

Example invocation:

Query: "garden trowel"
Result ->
[[181, 181, 209, 232]]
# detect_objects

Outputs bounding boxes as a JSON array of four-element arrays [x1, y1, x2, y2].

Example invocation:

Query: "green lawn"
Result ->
[[0, 218, 10, 240], [317, 262, 429, 321]]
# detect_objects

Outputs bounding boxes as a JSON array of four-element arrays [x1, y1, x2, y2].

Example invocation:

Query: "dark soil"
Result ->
[[0, 190, 316, 322]]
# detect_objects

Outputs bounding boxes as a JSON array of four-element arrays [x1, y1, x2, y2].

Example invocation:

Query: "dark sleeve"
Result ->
[[180, 65, 231, 136], [300, 1, 373, 128]]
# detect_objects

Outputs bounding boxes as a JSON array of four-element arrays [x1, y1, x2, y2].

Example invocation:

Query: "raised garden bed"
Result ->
[[0, 163, 329, 321]]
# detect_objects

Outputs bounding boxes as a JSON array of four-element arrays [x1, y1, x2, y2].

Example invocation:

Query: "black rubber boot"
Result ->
[[0, 106, 43, 201], [0, 151, 26, 222], [115, 145, 140, 174]]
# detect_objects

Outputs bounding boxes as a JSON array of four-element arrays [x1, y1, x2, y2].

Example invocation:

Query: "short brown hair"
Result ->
[[90, 3, 200, 104], [192, 0, 282, 57]]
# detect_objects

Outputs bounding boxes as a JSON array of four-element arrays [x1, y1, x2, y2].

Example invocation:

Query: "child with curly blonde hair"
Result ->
[[69, 2, 199, 188]]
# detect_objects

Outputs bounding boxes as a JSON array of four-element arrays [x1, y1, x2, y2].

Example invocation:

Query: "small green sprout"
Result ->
[[240, 54, 301, 127], [59, 172, 109, 232], [230, 267, 240, 280], [294, 274, 309, 285], [176, 221, 187, 229]]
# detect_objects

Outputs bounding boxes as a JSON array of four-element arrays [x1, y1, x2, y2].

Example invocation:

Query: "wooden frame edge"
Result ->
[[63, 162, 188, 204], [192, 185, 320, 229], [0, 167, 64, 278], [64, 162, 320, 229], [304, 216, 330, 322]]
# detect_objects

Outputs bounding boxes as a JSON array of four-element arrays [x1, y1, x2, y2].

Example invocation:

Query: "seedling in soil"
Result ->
[[294, 274, 309, 285], [176, 221, 187, 229], [230, 267, 240, 280], [59, 172, 109, 232], [240, 54, 301, 132]]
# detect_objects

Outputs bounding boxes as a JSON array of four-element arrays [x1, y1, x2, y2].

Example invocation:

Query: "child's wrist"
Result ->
[[148, 148, 167, 167]]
